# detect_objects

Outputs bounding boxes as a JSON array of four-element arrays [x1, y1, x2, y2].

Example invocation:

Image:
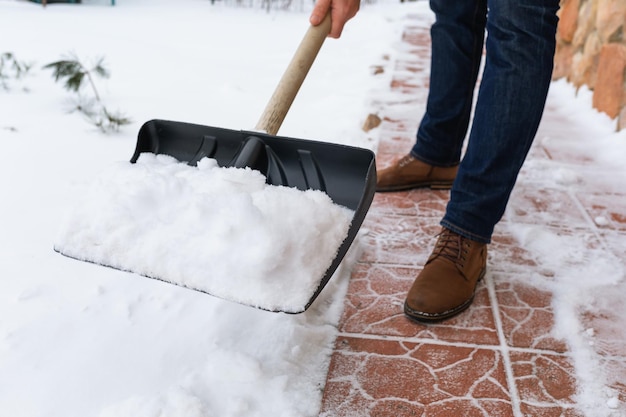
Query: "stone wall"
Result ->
[[553, 0, 626, 130]]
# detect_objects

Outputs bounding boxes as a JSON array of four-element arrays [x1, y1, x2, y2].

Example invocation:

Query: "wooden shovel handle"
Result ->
[[255, 13, 332, 136]]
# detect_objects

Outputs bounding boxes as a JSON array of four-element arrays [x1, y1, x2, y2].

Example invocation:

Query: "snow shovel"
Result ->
[[57, 15, 377, 313]]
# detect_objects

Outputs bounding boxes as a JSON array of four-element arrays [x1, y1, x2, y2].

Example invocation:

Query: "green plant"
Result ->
[[43, 53, 131, 133], [0, 52, 33, 90]]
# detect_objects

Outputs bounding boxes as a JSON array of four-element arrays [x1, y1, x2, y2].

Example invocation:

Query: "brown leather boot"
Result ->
[[404, 228, 487, 322], [376, 154, 458, 192]]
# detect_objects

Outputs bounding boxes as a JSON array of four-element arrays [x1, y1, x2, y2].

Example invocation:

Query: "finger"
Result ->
[[309, 0, 331, 26], [328, 4, 353, 38]]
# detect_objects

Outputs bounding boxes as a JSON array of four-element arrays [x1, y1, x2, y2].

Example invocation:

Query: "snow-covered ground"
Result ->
[[0, 1, 398, 415], [1, 0, 625, 416]]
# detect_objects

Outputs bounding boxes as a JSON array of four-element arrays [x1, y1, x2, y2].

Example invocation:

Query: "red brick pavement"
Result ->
[[319, 10, 626, 417]]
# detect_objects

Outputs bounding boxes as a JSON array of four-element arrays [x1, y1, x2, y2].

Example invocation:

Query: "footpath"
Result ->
[[318, 10, 626, 417]]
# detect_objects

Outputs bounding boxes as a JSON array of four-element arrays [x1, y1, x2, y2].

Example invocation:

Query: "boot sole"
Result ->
[[403, 267, 486, 323], [376, 181, 454, 193]]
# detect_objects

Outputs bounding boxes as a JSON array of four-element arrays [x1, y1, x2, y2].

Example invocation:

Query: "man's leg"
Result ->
[[376, 0, 487, 192], [412, 0, 488, 166], [405, 0, 560, 322], [441, 0, 561, 243]]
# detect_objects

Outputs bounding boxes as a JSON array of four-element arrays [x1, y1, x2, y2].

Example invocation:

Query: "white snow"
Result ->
[[0, 0, 397, 415], [1, 0, 626, 416], [54, 152, 354, 312]]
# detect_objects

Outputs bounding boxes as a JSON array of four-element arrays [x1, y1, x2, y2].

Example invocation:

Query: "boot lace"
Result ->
[[429, 228, 472, 269]]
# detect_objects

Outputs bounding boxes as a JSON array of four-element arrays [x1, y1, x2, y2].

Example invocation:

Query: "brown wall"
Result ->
[[553, 0, 626, 130]]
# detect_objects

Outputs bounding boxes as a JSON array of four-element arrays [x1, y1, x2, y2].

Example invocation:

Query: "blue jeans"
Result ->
[[411, 0, 560, 243]]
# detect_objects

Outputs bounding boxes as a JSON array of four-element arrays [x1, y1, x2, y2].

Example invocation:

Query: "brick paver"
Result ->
[[319, 10, 626, 417]]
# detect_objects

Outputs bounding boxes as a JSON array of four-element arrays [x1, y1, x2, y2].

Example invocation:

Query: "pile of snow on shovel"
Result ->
[[54, 153, 353, 312]]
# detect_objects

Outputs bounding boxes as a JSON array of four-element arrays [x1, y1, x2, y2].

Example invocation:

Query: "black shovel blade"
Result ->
[[130, 119, 377, 312]]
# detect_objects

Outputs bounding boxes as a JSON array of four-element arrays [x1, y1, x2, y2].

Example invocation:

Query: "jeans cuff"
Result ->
[[440, 219, 491, 244], [409, 150, 460, 168]]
